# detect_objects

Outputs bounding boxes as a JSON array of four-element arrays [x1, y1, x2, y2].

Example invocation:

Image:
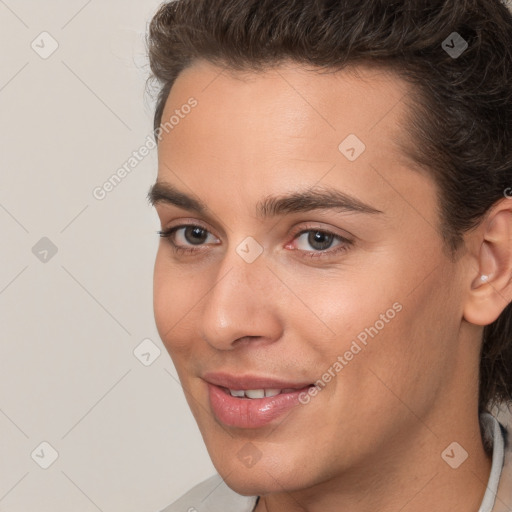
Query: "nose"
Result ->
[[199, 246, 283, 351]]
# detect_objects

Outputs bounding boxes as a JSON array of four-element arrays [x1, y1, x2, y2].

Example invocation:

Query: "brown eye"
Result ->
[[183, 226, 209, 245], [294, 230, 341, 252], [307, 231, 336, 251], [158, 224, 220, 254], [288, 226, 354, 260]]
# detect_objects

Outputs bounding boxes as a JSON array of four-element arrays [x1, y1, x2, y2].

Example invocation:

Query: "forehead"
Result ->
[[156, 60, 437, 227], [159, 60, 413, 166], [165, 59, 409, 118]]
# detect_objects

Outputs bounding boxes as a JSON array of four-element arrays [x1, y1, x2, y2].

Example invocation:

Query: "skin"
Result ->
[[150, 60, 512, 512]]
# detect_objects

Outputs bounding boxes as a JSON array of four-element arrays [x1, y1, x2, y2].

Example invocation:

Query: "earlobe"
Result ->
[[463, 205, 512, 326]]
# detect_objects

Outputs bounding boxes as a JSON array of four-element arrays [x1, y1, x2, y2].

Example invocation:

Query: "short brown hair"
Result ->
[[147, 0, 512, 414]]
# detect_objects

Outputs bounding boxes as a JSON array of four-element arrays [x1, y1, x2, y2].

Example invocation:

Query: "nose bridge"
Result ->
[[199, 243, 281, 349]]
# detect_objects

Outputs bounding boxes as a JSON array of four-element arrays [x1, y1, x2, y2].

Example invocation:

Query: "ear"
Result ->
[[463, 199, 512, 326]]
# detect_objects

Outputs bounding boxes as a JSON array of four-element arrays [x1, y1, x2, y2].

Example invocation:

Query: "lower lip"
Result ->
[[207, 383, 310, 428]]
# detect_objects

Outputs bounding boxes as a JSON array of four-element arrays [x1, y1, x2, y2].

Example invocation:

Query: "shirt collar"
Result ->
[[478, 412, 506, 512]]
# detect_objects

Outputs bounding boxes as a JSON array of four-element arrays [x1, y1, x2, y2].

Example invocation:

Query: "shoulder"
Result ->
[[157, 474, 258, 512]]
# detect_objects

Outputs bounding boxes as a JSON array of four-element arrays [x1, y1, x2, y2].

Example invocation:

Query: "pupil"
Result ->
[[186, 227, 207, 245], [309, 231, 333, 250]]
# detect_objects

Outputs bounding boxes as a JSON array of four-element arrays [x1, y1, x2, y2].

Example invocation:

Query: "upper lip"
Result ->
[[202, 372, 313, 390]]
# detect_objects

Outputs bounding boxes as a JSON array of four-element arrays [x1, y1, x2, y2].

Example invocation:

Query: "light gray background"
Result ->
[[2, 1, 512, 511], [0, 2, 215, 511]]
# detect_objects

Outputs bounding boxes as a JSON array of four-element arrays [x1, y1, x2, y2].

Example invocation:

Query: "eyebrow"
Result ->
[[147, 181, 383, 218]]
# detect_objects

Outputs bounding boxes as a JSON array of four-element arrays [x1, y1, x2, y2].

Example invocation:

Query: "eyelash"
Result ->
[[157, 223, 353, 260]]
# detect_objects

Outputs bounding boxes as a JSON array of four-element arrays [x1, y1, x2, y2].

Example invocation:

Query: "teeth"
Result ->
[[245, 389, 265, 399], [227, 388, 283, 398]]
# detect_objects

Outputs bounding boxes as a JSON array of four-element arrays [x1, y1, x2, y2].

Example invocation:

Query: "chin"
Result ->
[[209, 447, 313, 496], [220, 467, 292, 496]]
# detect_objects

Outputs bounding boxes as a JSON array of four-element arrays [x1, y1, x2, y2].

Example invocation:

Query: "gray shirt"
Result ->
[[159, 412, 510, 512]]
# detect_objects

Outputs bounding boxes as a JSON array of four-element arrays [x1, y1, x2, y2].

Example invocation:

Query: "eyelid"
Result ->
[[287, 222, 353, 244], [160, 218, 220, 239], [158, 220, 354, 260], [284, 223, 353, 259], [158, 222, 221, 247], [159, 222, 351, 243]]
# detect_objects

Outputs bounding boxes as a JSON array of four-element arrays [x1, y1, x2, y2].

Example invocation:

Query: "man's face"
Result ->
[[152, 61, 468, 494]]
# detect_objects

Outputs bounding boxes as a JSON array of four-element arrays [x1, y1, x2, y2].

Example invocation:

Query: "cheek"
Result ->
[[153, 255, 174, 331], [298, 255, 454, 407], [279, 265, 401, 356], [153, 252, 198, 355], [341, 276, 457, 415]]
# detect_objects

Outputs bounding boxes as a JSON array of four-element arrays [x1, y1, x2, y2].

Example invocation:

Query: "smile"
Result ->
[[206, 380, 314, 428], [223, 387, 308, 399]]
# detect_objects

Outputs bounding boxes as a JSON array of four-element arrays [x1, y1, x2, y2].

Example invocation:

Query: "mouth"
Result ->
[[203, 373, 315, 428], [219, 386, 312, 399], [202, 371, 314, 392]]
